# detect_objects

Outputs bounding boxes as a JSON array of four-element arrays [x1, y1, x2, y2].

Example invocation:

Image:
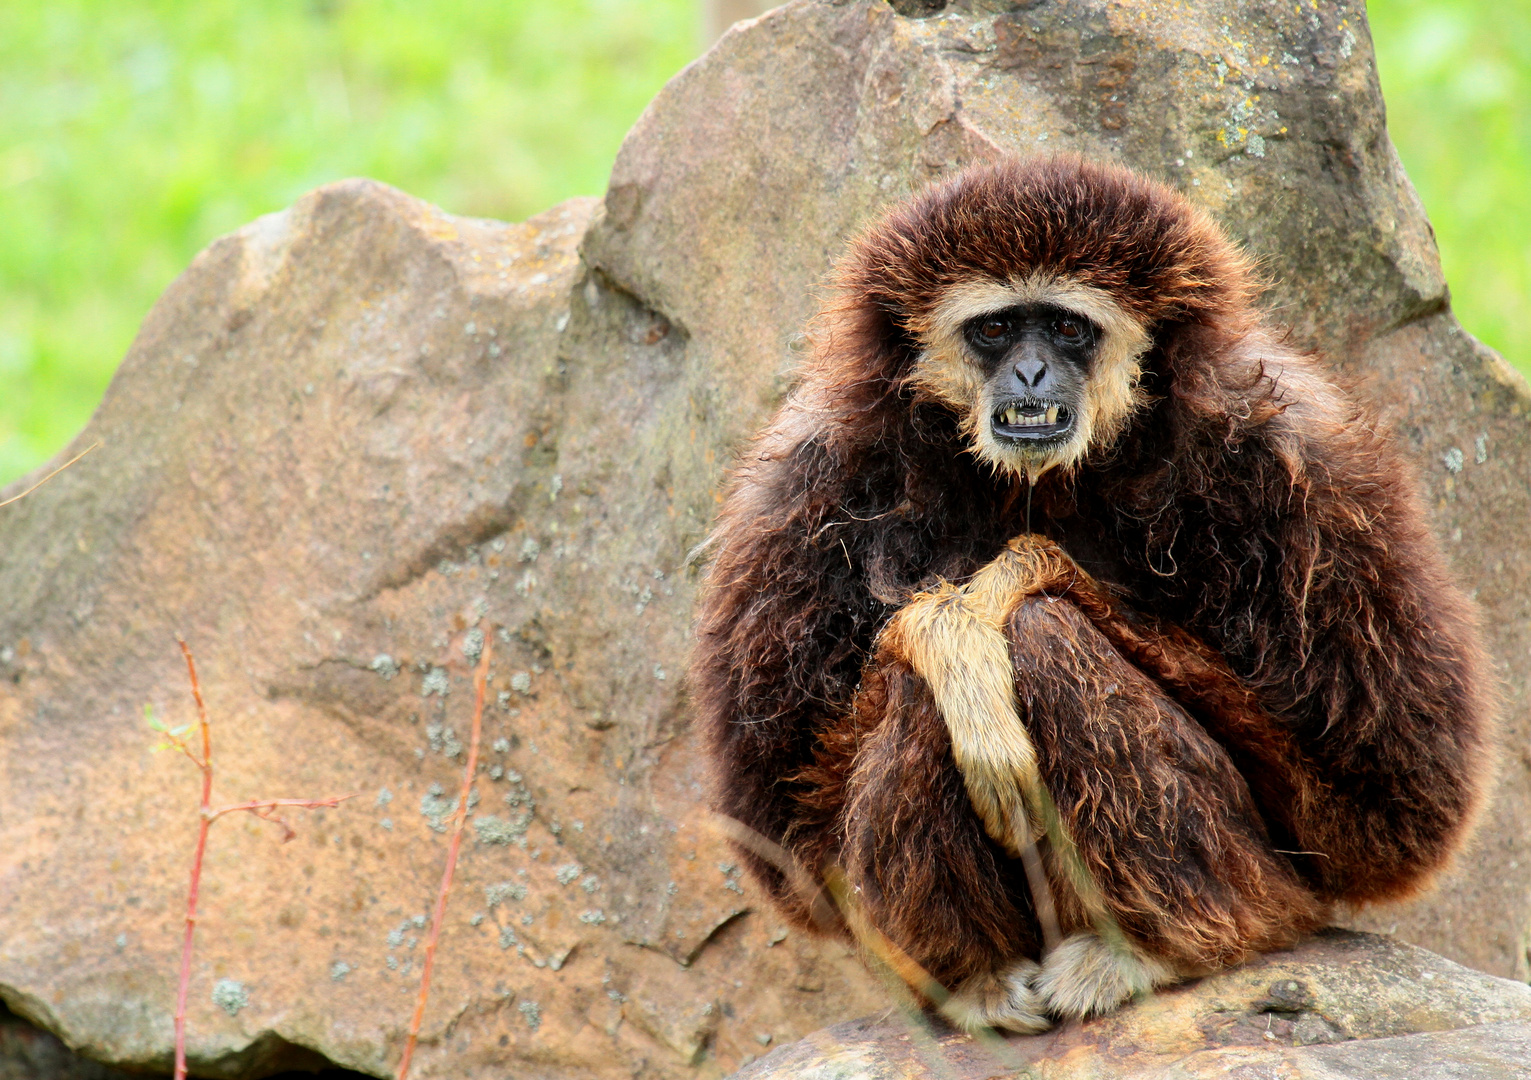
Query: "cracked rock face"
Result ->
[[0, 2, 1527, 1079]]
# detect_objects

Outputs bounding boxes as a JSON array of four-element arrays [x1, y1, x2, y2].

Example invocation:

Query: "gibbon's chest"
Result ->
[[1034, 519, 1134, 594], [992, 482, 1136, 596]]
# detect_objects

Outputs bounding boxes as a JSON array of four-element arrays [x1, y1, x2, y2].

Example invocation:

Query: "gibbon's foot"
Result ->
[[941, 958, 1052, 1034], [1034, 932, 1178, 1020]]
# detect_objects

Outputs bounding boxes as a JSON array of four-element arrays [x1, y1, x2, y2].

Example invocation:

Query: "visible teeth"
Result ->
[[999, 406, 1063, 429]]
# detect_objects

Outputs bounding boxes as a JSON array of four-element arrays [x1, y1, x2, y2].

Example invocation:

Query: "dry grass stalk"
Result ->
[[0, 440, 101, 509]]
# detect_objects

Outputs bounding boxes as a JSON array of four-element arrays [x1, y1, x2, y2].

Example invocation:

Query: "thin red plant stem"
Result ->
[[173, 636, 214, 1080], [209, 798, 350, 816], [397, 627, 492, 1080], [168, 638, 357, 1080]]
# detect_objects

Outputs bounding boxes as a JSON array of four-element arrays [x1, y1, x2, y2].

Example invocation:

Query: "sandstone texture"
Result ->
[[0, 183, 881, 1080], [0, 2, 1527, 1079], [736, 932, 1531, 1079]]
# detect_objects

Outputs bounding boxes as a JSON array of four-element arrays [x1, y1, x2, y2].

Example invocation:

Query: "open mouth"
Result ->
[[992, 399, 1073, 442]]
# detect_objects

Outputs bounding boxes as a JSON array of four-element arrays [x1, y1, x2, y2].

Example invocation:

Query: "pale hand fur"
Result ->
[[942, 958, 1049, 1034], [1035, 932, 1178, 1019]]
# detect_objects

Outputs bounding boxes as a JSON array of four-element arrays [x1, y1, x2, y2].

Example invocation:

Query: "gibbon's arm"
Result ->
[[690, 404, 890, 920], [1162, 344, 1494, 904]]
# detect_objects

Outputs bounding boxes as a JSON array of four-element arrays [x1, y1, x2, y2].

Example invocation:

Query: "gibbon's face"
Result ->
[[910, 275, 1153, 481], [964, 302, 1095, 455]]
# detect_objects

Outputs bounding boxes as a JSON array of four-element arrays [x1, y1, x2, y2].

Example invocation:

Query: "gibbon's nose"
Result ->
[[1013, 356, 1048, 388]]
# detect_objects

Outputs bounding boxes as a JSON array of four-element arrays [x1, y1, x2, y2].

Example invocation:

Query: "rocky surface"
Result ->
[[735, 931, 1531, 1078], [0, 180, 883, 1080], [0, 2, 1527, 1079]]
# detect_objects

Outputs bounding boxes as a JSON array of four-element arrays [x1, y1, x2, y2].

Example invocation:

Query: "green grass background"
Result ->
[[1, 0, 1526, 487]]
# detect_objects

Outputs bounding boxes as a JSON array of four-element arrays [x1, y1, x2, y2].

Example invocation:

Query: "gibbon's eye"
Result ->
[[979, 318, 1010, 341], [1055, 318, 1081, 340]]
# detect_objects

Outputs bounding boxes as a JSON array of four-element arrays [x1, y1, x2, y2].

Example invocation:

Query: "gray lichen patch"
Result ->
[[486, 881, 528, 907], [211, 978, 249, 1017], [503, 772, 533, 812], [419, 784, 458, 831], [718, 863, 745, 895], [474, 811, 531, 845], [420, 666, 450, 697], [462, 627, 485, 664], [426, 723, 463, 758]]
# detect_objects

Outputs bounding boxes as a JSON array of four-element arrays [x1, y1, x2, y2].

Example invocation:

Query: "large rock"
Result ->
[[0, 2, 1526, 1079], [736, 932, 1531, 1079], [0, 180, 886, 1080]]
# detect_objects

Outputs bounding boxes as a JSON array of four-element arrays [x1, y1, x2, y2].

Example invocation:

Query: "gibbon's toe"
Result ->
[[942, 959, 1052, 1034], [1035, 932, 1178, 1020]]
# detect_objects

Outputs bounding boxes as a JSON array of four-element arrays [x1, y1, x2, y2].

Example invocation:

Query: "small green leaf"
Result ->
[[145, 704, 166, 732]]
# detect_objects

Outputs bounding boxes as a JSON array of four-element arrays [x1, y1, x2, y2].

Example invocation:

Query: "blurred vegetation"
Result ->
[[1369, 0, 1530, 381], [0, 0, 697, 486], [0, 0, 1526, 488]]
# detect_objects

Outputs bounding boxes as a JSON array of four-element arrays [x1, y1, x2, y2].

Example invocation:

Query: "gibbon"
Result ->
[[690, 156, 1491, 1031]]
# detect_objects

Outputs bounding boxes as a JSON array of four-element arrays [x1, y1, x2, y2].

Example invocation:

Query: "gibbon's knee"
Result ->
[[837, 659, 1044, 990], [1006, 597, 1324, 969]]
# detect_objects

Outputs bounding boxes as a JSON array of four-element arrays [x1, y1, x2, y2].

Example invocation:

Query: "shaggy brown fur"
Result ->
[[690, 156, 1492, 1023]]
